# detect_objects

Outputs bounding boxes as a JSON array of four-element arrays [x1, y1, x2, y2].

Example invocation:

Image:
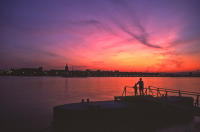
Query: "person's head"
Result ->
[[140, 78, 142, 81]]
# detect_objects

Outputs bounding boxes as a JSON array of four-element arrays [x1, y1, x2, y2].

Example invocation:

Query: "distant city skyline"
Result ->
[[1, 64, 200, 73], [1, 64, 200, 77], [1, 0, 200, 72]]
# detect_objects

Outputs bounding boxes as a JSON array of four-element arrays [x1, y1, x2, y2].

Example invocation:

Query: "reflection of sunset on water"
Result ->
[[57, 77, 200, 102]]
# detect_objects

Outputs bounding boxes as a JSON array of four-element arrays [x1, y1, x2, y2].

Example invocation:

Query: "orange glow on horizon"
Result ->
[[41, 29, 200, 72]]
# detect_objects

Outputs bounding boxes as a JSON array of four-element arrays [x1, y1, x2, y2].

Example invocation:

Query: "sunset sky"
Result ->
[[1, 0, 200, 72]]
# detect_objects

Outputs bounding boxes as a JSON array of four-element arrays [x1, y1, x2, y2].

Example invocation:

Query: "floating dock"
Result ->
[[53, 86, 200, 132]]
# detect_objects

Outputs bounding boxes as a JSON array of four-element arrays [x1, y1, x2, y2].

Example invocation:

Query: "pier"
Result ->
[[53, 85, 200, 132]]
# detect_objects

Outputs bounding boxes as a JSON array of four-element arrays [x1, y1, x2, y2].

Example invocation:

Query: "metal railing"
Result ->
[[121, 85, 200, 107]]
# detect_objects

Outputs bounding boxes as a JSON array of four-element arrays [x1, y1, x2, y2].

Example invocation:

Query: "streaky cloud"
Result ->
[[108, 0, 162, 49], [71, 19, 118, 36]]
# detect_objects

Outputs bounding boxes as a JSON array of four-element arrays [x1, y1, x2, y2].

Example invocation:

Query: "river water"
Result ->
[[1, 76, 200, 132]]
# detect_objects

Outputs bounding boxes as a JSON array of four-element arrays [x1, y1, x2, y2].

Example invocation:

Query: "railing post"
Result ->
[[148, 86, 151, 95], [125, 86, 126, 96], [179, 90, 181, 97], [196, 95, 199, 107], [122, 87, 125, 96], [157, 88, 159, 97]]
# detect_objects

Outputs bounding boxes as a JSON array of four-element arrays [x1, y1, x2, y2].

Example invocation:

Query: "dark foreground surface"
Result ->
[[53, 96, 195, 132]]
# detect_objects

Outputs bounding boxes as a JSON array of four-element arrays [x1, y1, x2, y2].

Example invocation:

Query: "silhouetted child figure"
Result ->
[[133, 83, 138, 96], [137, 78, 144, 96]]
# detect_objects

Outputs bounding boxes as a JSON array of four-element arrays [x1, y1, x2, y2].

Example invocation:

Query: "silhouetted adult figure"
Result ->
[[137, 78, 144, 96], [133, 83, 138, 96]]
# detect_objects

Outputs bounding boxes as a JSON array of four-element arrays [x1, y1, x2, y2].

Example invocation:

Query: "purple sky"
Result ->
[[1, 0, 200, 71]]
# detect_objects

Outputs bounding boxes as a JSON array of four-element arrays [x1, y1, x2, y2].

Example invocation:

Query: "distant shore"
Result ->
[[1, 74, 200, 77], [1, 66, 200, 77]]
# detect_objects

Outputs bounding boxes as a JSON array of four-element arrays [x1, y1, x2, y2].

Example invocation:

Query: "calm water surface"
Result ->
[[1, 77, 200, 132]]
